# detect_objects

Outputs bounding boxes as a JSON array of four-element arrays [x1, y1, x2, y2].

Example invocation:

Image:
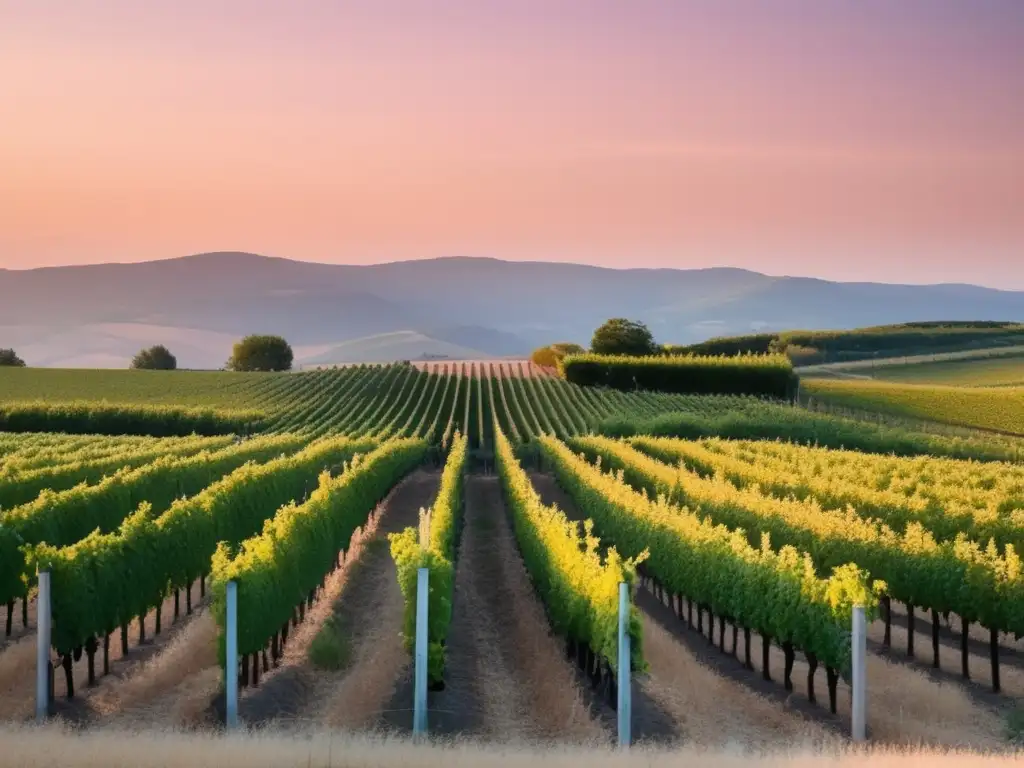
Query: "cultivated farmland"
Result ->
[[803, 378, 1024, 437], [1, 360, 1023, 764]]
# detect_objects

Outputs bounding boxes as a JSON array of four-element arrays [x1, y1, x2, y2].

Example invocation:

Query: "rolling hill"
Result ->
[[2, 252, 1024, 368]]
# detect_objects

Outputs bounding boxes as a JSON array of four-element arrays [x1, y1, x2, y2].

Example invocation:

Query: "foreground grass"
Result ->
[[803, 379, 1024, 436], [2, 726, 1023, 767]]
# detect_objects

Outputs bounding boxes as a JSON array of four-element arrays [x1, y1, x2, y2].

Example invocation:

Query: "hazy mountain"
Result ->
[[2, 252, 1023, 368]]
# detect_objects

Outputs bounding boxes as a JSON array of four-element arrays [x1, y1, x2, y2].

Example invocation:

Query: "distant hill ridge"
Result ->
[[1, 252, 1023, 368]]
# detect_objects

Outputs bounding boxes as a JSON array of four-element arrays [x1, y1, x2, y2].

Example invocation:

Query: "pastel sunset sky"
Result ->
[[2, 1, 1022, 287]]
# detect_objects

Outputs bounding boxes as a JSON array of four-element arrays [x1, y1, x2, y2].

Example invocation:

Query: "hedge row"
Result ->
[[597, 408, 1024, 463], [0, 401, 265, 437], [560, 353, 797, 399]]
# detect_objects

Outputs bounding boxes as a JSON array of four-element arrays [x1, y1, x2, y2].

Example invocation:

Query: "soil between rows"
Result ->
[[425, 475, 605, 744], [237, 469, 442, 729]]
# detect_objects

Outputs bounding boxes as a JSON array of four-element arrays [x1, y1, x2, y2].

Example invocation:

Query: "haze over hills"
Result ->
[[2, 252, 1024, 369]]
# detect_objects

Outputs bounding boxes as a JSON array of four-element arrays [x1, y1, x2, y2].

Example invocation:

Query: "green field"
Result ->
[[803, 377, 1024, 436], [864, 353, 1024, 387], [0, 367, 269, 407], [0, 362, 705, 442], [669, 321, 1024, 366]]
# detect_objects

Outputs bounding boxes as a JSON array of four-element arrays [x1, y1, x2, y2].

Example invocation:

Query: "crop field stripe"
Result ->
[[516, 364, 550, 434], [425, 366, 453, 443], [389, 433, 466, 683], [326, 366, 383, 435], [350, 365, 409, 437], [0, 434, 173, 469], [540, 375, 585, 435], [210, 438, 428, 666], [495, 424, 643, 676], [0, 401, 264, 437], [0, 435, 235, 510], [485, 369, 512, 443], [398, 370, 436, 438], [475, 372, 486, 449], [462, 364, 473, 442], [0, 433, 311, 607], [569, 435, 1024, 687], [803, 379, 1024, 437], [377, 368, 427, 439], [338, 366, 391, 437], [441, 366, 463, 447], [499, 367, 534, 440], [512, 372, 544, 438], [37, 435, 378, 674], [291, 366, 367, 435], [628, 436, 1024, 549], [344, 366, 401, 437], [416, 367, 444, 439], [489, 369, 519, 443], [536, 434, 875, 686], [603, 399, 1024, 464], [373, 367, 424, 439], [520, 364, 559, 435]]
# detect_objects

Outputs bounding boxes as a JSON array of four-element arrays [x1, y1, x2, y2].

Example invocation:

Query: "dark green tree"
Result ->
[[131, 345, 177, 370], [590, 319, 656, 357], [227, 335, 293, 372], [0, 348, 26, 367]]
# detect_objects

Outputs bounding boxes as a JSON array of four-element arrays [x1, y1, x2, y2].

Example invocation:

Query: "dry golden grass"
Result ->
[[0, 632, 36, 720], [320, 473, 439, 728], [637, 613, 833, 749], [455, 477, 605, 745], [867, 617, 1024, 700], [1, 725, 1022, 768], [882, 603, 1024, 695], [89, 611, 220, 732], [647, 588, 1004, 748], [92, 609, 217, 718], [322, 551, 409, 729]]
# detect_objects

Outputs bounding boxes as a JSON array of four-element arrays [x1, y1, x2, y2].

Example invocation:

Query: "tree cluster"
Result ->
[[0, 348, 26, 367], [530, 319, 657, 367], [226, 335, 294, 372], [131, 345, 177, 370]]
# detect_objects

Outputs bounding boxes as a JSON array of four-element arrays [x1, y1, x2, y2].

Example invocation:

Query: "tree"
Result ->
[[0, 348, 25, 367], [131, 345, 177, 370], [530, 346, 558, 367], [227, 335, 293, 372], [531, 342, 586, 368], [550, 342, 585, 359], [590, 319, 657, 357]]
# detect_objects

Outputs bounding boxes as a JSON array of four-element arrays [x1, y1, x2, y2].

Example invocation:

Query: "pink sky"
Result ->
[[2, 1, 1022, 288]]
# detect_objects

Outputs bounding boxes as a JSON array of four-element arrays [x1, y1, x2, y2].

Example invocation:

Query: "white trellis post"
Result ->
[[36, 569, 51, 723], [413, 567, 429, 736], [617, 581, 632, 747], [225, 580, 239, 730], [851, 604, 867, 742]]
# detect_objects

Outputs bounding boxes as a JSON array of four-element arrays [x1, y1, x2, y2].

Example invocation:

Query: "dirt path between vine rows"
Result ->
[[426, 475, 606, 745], [236, 469, 441, 729], [0, 581, 208, 724]]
